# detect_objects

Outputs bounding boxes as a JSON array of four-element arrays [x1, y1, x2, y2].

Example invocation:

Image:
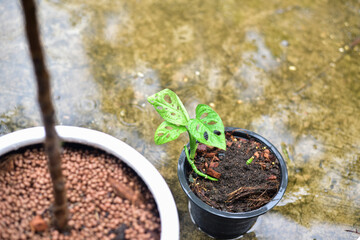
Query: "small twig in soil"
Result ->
[[226, 185, 278, 203], [248, 196, 272, 209], [247, 188, 272, 208], [108, 177, 143, 206], [248, 196, 271, 203]]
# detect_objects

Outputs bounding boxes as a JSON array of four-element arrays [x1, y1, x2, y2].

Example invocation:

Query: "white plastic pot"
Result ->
[[0, 126, 179, 240]]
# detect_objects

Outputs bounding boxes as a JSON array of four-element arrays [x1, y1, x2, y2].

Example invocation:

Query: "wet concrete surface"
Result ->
[[0, 0, 359, 239]]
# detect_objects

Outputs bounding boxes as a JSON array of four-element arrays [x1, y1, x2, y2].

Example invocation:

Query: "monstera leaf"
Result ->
[[148, 89, 226, 181], [188, 104, 226, 150], [147, 89, 190, 126], [154, 121, 187, 145]]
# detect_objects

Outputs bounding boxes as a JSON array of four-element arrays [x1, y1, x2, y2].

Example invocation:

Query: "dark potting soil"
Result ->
[[189, 132, 281, 213], [0, 143, 160, 240]]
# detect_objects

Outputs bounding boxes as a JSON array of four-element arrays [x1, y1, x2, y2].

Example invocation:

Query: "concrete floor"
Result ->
[[1, 0, 359, 239]]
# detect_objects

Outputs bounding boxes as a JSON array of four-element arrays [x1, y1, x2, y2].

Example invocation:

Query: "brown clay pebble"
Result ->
[[0, 143, 160, 239], [30, 215, 48, 232]]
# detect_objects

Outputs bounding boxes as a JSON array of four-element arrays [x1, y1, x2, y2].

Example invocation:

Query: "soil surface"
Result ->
[[0, 143, 160, 240], [189, 131, 281, 213]]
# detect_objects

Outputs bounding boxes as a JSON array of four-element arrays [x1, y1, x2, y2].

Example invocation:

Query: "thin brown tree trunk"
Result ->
[[20, 0, 68, 231]]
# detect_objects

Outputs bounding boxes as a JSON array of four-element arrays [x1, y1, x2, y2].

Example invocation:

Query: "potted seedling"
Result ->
[[0, 1, 179, 239], [148, 89, 288, 239]]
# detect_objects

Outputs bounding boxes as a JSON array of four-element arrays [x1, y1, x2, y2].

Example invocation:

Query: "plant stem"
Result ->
[[184, 145, 218, 181], [246, 156, 254, 165], [188, 131, 197, 159], [20, 0, 68, 230]]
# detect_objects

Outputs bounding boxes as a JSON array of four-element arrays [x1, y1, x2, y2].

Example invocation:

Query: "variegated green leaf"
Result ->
[[147, 89, 190, 126], [154, 121, 187, 145], [188, 104, 226, 150]]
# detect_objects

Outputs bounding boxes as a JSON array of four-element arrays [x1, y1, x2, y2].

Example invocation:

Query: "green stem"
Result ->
[[188, 131, 197, 159], [246, 156, 254, 165], [184, 145, 218, 181]]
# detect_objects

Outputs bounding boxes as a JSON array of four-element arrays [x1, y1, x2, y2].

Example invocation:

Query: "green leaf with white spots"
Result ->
[[147, 89, 190, 126], [154, 121, 187, 145], [188, 104, 226, 150]]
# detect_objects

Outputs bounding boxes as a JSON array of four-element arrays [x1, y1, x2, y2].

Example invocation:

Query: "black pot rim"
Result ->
[[177, 127, 288, 219]]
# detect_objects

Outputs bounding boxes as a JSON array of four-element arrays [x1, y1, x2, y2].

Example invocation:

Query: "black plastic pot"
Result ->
[[178, 127, 288, 239]]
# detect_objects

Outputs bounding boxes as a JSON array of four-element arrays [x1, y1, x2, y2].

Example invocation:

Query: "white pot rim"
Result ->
[[0, 126, 179, 240]]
